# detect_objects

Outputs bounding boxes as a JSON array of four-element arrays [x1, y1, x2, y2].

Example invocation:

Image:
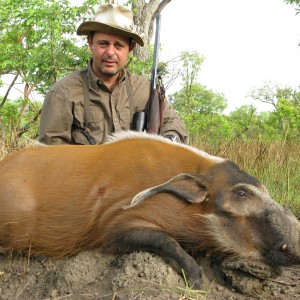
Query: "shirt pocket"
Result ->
[[118, 108, 130, 130], [88, 108, 104, 129], [73, 108, 105, 144], [74, 108, 102, 126]]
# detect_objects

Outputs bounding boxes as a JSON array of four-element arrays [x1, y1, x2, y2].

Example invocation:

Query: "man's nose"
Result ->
[[106, 45, 116, 56]]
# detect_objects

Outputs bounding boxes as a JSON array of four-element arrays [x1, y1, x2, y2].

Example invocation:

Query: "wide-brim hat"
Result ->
[[77, 4, 144, 47]]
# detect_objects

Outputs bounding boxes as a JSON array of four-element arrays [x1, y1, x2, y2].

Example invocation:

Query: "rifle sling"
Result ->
[[124, 74, 135, 124], [80, 70, 90, 132]]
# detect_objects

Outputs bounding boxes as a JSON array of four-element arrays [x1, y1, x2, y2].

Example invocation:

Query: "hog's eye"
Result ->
[[235, 189, 247, 198]]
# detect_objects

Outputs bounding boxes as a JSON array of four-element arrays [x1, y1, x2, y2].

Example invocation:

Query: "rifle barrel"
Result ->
[[151, 14, 161, 91]]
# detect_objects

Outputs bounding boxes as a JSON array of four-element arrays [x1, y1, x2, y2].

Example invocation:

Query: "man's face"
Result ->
[[88, 32, 134, 80]]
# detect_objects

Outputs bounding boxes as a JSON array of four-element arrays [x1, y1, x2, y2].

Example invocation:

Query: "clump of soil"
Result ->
[[0, 250, 299, 299]]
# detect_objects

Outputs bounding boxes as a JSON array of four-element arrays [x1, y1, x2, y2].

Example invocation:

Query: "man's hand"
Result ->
[[164, 135, 181, 143]]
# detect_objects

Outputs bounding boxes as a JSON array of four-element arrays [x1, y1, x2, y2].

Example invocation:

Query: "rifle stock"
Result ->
[[146, 89, 161, 133], [146, 14, 165, 134]]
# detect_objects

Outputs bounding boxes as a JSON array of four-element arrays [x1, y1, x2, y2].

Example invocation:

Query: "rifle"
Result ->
[[132, 14, 165, 133], [146, 14, 165, 134]]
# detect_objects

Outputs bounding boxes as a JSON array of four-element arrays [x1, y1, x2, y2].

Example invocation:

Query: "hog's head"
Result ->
[[127, 160, 300, 267]]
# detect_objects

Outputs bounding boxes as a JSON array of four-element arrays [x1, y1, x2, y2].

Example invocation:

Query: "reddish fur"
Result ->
[[0, 137, 219, 256]]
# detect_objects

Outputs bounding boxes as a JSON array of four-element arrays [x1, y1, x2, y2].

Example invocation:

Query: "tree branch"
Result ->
[[17, 108, 42, 138], [155, 0, 172, 16], [0, 74, 19, 109]]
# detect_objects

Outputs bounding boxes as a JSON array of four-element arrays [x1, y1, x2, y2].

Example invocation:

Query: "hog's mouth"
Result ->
[[280, 244, 300, 263], [267, 244, 300, 266]]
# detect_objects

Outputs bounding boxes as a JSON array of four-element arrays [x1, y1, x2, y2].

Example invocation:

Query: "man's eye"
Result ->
[[115, 43, 124, 49]]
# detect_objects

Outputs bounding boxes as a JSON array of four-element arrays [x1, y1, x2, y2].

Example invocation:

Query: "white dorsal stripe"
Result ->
[[107, 131, 224, 163]]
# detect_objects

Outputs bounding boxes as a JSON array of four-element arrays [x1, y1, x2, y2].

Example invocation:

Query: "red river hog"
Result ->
[[0, 131, 299, 289]]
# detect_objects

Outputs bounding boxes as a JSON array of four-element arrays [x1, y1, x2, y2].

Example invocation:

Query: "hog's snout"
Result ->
[[263, 204, 300, 266]]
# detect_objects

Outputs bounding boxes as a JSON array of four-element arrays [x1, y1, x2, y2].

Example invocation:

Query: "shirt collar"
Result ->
[[87, 59, 102, 90]]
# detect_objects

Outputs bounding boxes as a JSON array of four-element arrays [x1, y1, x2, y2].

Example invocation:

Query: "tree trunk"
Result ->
[[132, 0, 172, 60]]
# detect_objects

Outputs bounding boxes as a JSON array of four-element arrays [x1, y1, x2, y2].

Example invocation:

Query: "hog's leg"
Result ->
[[105, 229, 201, 289]]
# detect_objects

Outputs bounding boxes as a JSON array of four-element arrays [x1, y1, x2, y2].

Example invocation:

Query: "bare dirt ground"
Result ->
[[0, 250, 299, 300]]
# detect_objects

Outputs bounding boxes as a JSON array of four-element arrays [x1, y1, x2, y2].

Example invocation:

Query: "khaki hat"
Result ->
[[77, 4, 144, 47]]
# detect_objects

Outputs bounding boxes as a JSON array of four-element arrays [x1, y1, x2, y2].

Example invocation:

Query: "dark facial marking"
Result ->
[[209, 160, 260, 187]]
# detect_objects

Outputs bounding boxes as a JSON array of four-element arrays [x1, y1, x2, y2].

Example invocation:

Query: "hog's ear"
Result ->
[[123, 173, 209, 210]]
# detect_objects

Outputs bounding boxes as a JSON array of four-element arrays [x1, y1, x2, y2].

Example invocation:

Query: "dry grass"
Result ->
[[192, 138, 300, 215]]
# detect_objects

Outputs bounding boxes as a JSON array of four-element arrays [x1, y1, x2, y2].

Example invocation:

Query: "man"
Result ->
[[38, 3, 187, 145]]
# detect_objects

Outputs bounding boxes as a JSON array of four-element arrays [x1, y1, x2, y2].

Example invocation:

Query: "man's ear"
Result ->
[[87, 35, 93, 48], [129, 41, 136, 52]]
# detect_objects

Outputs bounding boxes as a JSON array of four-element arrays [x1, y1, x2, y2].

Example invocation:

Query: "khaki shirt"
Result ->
[[39, 63, 188, 145]]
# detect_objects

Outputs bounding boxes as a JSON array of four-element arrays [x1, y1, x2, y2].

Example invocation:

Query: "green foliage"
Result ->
[[170, 83, 228, 145], [274, 87, 300, 138], [0, 97, 42, 153], [227, 105, 266, 140], [126, 46, 153, 78], [285, 0, 300, 11], [179, 51, 205, 89], [0, 0, 99, 95], [252, 85, 300, 140], [171, 84, 227, 116], [169, 50, 228, 145], [166, 50, 300, 157]]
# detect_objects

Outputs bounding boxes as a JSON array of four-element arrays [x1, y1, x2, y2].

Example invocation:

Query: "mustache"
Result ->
[[102, 55, 117, 62]]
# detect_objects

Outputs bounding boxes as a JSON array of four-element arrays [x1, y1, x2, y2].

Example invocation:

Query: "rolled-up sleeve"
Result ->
[[160, 100, 188, 144]]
